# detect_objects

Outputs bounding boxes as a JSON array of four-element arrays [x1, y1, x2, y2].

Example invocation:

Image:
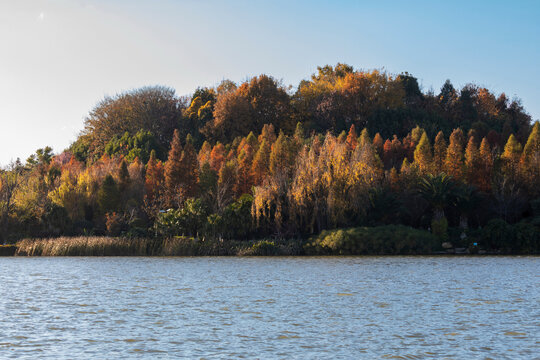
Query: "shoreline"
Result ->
[[1, 237, 536, 257]]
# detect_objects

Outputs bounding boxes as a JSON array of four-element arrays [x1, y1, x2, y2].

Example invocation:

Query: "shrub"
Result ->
[[530, 198, 540, 217], [105, 212, 126, 236], [513, 222, 538, 254], [238, 240, 279, 256], [305, 225, 438, 255], [431, 217, 449, 242], [480, 219, 513, 251], [154, 198, 208, 237]]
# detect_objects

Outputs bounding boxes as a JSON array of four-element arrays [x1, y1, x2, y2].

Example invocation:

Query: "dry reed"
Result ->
[[13, 236, 303, 256]]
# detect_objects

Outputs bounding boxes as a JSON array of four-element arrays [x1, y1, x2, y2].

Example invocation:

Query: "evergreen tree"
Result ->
[[98, 174, 120, 214], [118, 159, 130, 193]]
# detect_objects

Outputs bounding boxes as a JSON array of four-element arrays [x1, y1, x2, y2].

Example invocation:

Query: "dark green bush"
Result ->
[[305, 225, 438, 255], [239, 240, 279, 256], [513, 222, 539, 254], [480, 218, 540, 254], [480, 219, 514, 251]]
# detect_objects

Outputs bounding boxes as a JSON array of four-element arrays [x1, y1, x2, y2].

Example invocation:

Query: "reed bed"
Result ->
[[15, 237, 155, 256], [13, 237, 303, 256]]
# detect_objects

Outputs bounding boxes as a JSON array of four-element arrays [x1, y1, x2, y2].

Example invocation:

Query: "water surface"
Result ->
[[0, 257, 538, 359]]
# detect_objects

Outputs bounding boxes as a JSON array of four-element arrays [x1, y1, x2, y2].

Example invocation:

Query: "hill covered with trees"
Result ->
[[1, 64, 539, 254]]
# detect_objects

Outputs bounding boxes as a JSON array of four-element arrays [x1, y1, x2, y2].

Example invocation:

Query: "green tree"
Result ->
[[98, 174, 120, 214], [418, 174, 455, 219], [83, 86, 182, 157]]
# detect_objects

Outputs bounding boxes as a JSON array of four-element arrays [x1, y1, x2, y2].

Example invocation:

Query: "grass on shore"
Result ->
[[13, 237, 304, 256]]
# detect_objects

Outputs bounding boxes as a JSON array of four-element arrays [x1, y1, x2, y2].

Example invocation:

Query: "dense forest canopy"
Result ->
[[1, 64, 539, 253]]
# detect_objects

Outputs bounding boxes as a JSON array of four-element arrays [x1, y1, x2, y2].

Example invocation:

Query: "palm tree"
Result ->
[[453, 183, 479, 230], [417, 173, 455, 222]]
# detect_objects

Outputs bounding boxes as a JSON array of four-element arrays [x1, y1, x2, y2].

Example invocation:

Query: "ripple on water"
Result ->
[[0, 256, 537, 359]]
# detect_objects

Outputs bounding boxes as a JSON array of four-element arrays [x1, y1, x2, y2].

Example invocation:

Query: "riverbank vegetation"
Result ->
[[12, 236, 304, 256], [1, 64, 539, 254]]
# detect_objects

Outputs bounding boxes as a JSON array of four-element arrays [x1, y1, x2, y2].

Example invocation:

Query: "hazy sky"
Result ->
[[1, 0, 539, 165]]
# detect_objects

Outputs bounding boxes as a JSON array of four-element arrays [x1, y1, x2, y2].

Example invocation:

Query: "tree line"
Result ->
[[1, 64, 538, 253]]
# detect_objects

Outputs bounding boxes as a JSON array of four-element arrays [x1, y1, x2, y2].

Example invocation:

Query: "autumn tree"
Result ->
[[269, 132, 294, 177], [0, 163, 21, 242], [144, 150, 164, 203], [251, 139, 271, 185], [184, 87, 216, 141], [346, 124, 358, 150], [520, 122, 540, 195], [414, 132, 433, 175], [372, 133, 384, 159], [209, 143, 226, 173], [259, 123, 277, 145], [476, 137, 493, 192], [198, 141, 212, 166], [179, 137, 199, 198], [293, 122, 306, 144], [235, 141, 255, 195], [358, 128, 370, 149], [433, 131, 447, 174], [216, 161, 237, 212], [289, 144, 328, 233], [164, 129, 183, 207], [464, 137, 480, 186], [204, 75, 291, 142], [82, 86, 183, 157], [203, 90, 251, 142], [501, 134, 522, 183], [445, 128, 465, 180]]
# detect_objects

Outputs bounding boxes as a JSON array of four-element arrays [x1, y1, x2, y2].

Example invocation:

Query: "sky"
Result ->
[[1, 0, 539, 165]]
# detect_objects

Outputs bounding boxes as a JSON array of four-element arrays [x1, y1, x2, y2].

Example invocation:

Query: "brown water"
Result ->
[[0, 257, 538, 359]]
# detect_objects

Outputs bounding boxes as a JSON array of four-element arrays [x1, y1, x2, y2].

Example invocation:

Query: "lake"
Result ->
[[0, 257, 538, 359]]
